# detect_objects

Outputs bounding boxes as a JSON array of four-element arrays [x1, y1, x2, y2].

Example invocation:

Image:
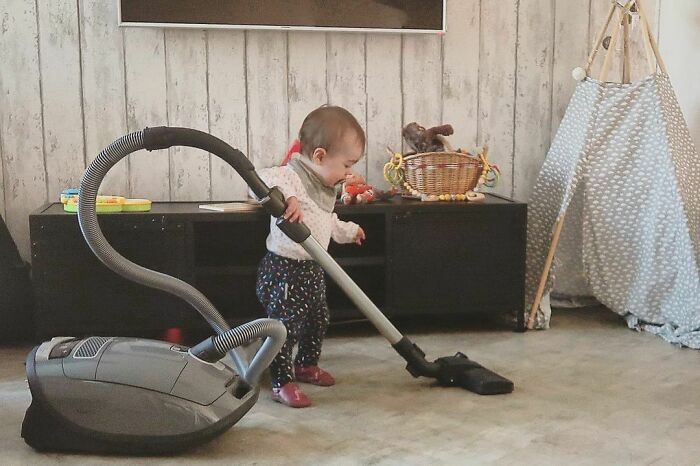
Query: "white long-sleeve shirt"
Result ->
[[254, 166, 359, 260]]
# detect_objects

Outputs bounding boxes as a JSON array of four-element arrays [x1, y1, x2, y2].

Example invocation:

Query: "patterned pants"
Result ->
[[256, 252, 330, 388]]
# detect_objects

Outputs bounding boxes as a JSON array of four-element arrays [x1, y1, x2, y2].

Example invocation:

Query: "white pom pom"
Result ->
[[572, 67, 587, 81]]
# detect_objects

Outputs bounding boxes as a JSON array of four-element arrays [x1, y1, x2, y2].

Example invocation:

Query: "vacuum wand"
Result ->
[[296, 236, 513, 395]]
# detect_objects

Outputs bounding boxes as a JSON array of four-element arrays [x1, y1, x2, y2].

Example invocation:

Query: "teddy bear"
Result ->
[[340, 173, 376, 205], [402, 122, 455, 153]]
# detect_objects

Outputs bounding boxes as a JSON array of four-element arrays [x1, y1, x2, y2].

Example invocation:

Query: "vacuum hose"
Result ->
[[77, 127, 286, 386]]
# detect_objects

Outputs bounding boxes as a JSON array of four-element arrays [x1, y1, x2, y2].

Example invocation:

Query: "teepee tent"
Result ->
[[525, 0, 700, 348]]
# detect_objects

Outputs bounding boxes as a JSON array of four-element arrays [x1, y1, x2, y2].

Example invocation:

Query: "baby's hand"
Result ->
[[283, 197, 303, 223], [354, 227, 366, 245]]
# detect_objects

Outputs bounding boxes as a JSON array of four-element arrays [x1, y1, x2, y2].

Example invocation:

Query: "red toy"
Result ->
[[340, 174, 376, 205]]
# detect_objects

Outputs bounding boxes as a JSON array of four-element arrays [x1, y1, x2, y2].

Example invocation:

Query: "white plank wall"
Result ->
[[1, 0, 688, 261], [366, 34, 402, 189], [551, 0, 591, 140], [0, 0, 48, 258], [245, 31, 288, 169], [402, 34, 443, 155], [79, 0, 128, 196], [478, 0, 519, 198], [513, 0, 555, 202], [37, 0, 85, 202], [327, 33, 368, 177], [288, 32, 328, 148], [123, 27, 169, 201], [442, 0, 480, 152], [165, 29, 211, 201], [207, 30, 249, 201]]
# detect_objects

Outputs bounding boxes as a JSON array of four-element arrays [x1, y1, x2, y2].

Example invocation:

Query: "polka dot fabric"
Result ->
[[526, 73, 700, 348], [256, 252, 330, 388]]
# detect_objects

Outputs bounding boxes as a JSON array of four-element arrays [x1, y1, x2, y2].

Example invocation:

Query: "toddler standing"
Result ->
[[254, 105, 366, 408]]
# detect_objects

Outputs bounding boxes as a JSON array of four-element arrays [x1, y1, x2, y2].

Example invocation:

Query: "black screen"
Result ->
[[120, 0, 444, 31]]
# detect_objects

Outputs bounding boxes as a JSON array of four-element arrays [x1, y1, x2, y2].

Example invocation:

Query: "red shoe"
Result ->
[[271, 382, 311, 408], [294, 365, 336, 386]]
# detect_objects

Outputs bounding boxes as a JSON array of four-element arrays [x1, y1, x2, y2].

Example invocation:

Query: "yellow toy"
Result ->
[[122, 199, 152, 212], [63, 196, 125, 213], [60, 189, 152, 214]]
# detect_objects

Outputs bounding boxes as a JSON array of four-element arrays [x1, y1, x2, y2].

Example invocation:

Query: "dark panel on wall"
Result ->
[[120, 0, 444, 31]]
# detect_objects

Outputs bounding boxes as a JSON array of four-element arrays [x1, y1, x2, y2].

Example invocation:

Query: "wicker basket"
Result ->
[[403, 151, 483, 196]]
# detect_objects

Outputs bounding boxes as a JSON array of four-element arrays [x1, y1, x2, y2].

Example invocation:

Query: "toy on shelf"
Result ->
[[382, 122, 501, 202], [63, 196, 125, 213], [122, 199, 153, 212], [60, 188, 152, 213], [60, 188, 80, 204], [402, 122, 454, 153], [340, 173, 376, 205]]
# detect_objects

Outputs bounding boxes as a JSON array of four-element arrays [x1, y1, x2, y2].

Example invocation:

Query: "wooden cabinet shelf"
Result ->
[[29, 195, 526, 338]]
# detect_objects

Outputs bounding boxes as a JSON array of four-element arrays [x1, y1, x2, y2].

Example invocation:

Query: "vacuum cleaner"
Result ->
[[22, 127, 512, 455], [21, 129, 288, 454]]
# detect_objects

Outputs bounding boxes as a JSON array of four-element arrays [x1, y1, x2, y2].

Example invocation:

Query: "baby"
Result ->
[[254, 105, 366, 407]]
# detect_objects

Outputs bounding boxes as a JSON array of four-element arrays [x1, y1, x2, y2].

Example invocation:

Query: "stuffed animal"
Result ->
[[340, 173, 376, 205], [402, 122, 454, 153]]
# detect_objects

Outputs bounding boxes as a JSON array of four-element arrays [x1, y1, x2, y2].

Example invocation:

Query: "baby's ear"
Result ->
[[312, 147, 327, 164]]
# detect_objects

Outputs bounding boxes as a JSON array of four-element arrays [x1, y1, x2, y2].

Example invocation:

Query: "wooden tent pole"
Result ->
[[600, 9, 624, 82], [527, 215, 566, 329], [636, 0, 668, 74], [636, 0, 657, 74], [623, 6, 631, 83], [586, 3, 618, 74], [528, 1, 618, 328]]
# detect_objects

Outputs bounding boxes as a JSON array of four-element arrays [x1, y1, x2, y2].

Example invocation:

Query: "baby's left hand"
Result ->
[[355, 227, 366, 245]]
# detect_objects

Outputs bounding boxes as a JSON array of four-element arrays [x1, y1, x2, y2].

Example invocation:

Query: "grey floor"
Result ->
[[1, 308, 699, 466]]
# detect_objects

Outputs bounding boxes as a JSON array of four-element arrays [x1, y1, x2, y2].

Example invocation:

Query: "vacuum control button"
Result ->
[[48, 340, 80, 359]]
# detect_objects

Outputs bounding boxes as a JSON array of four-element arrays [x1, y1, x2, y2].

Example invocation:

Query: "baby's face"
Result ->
[[314, 132, 364, 187]]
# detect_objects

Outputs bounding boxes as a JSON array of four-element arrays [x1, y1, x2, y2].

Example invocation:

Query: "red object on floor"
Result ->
[[163, 327, 184, 344], [271, 382, 312, 408], [294, 365, 336, 386]]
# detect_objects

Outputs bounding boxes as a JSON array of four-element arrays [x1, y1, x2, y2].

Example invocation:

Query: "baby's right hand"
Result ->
[[283, 196, 303, 223]]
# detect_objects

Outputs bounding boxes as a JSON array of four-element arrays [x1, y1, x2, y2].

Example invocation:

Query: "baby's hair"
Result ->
[[298, 106, 366, 158]]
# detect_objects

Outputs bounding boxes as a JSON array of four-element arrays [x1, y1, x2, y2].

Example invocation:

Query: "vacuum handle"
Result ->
[[276, 217, 311, 243], [143, 126, 268, 200], [144, 126, 312, 243]]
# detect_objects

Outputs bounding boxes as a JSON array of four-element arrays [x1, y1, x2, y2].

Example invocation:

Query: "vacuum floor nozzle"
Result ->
[[436, 353, 514, 395], [393, 338, 513, 395]]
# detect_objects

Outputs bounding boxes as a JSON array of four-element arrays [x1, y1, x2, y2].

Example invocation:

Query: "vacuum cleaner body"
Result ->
[[22, 336, 258, 454]]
